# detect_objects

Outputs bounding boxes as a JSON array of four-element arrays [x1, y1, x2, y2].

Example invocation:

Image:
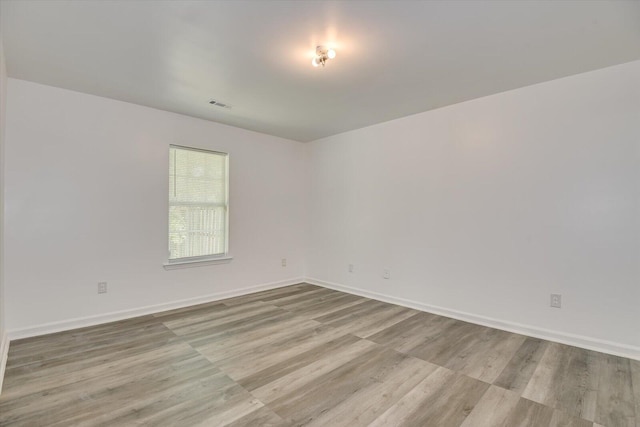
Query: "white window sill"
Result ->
[[163, 256, 233, 270]]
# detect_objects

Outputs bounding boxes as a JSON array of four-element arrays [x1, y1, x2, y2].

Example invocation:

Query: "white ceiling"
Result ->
[[1, 0, 639, 142]]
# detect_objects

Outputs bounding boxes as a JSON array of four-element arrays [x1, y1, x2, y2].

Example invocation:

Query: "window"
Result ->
[[168, 145, 229, 262]]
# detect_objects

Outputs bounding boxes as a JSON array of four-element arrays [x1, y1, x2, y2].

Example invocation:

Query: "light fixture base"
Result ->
[[312, 45, 336, 68]]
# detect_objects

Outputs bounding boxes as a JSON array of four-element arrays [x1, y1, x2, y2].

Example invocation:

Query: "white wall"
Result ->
[[4, 79, 308, 332], [0, 28, 8, 372], [3, 61, 639, 357], [307, 61, 640, 353]]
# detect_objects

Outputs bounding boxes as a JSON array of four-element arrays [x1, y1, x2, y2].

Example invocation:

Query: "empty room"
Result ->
[[0, 0, 638, 426]]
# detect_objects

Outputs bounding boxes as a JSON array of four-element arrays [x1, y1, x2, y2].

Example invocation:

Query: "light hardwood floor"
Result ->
[[0, 283, 638, 426]]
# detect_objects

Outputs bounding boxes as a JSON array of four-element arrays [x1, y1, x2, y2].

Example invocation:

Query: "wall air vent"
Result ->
[[209, 100, 231, 109]]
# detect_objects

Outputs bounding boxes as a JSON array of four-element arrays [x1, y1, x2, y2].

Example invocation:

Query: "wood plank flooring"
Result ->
[[1, 283, 638, 426]]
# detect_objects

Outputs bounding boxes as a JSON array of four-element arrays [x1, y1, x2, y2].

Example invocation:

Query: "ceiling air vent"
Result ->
[[209, 100, 231, 109]]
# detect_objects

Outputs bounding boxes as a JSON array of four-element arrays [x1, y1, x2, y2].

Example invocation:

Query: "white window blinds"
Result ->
[[168, 145, 229, 261]]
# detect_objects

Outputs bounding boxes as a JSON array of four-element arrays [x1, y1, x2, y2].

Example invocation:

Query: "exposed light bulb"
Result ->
[[311, 46, 336, 68]]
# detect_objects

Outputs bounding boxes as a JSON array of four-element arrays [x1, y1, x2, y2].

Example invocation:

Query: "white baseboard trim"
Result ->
[[8, 277, 305, 341], [0, 331, 9, 396], [305, 277, 640, 361], [6, 277, 638, 361]]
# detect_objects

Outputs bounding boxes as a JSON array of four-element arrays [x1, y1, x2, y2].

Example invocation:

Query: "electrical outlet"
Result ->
[[281, 258, 287, 267], [383, 269, 391, 279], [98, 282, 107, 294], [348, 264, 354, 273], [550, 294, 561, 308]]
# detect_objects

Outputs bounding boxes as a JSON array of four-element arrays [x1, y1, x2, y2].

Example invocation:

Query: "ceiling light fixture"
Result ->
[[312, 46, 336, 68]]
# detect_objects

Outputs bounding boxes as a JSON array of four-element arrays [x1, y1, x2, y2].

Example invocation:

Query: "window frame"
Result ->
[[165, 144, 231, 268]]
